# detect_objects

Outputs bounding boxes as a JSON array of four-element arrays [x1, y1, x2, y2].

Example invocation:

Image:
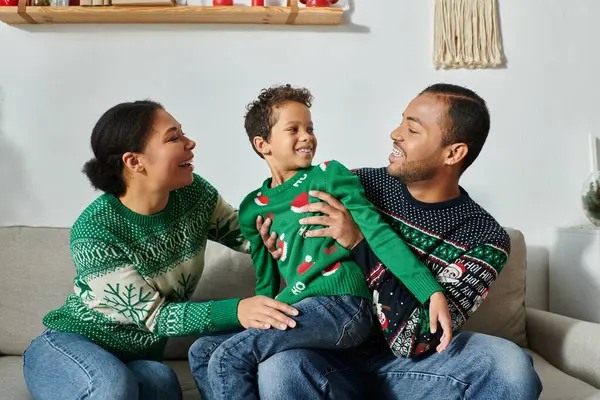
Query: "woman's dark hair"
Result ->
[[82, 100, 163, 196]]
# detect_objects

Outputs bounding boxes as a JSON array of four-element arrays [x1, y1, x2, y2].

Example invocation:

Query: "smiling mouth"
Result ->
[[179, 158, 194, 167], [391, 147, 405, 158], [296, 148, 313, 155]]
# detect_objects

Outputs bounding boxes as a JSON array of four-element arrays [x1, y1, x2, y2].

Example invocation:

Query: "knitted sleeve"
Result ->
[[443, 240, 510, 330], [324, 160, 442, 304], [70, 237, 241, 337], [208, 195, 250, 253], [239, 191, 280, 299]]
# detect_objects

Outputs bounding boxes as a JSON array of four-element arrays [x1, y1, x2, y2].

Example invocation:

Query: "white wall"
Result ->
[[1, 1, 598, 309]]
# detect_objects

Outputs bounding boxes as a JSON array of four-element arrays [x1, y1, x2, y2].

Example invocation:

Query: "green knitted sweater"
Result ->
[[239, 160, 442, 305], [43, 174, 249, 362]]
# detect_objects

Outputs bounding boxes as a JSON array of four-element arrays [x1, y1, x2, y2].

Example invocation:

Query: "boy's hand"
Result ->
[[238, 296, 298, 331], [256, 215, 282, 260], [429, 292, 452, 353]]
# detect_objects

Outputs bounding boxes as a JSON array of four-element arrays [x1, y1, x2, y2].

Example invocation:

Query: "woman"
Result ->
[[22, 100, 298, 400]]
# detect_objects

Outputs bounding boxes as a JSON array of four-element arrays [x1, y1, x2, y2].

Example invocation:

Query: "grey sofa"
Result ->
[[1, 226, 600, 400]]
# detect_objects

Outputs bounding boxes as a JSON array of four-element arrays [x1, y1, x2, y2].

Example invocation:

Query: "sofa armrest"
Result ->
[[526, 308, 600, 389]]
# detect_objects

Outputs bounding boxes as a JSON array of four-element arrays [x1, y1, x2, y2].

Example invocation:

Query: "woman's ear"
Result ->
[[253, 136, 270, 157], [122, 152, 144, 173]]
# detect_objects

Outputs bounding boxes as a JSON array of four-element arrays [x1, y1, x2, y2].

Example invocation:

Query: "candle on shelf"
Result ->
[[590, 133, 599, 174]]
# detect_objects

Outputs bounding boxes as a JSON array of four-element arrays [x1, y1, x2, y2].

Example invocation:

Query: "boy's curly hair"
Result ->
[[244, 84, 313, 158]]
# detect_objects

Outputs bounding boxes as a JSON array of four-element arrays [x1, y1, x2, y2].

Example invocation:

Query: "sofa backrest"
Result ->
[[0, 226, 528, 357], [0, 227, 73, 356]]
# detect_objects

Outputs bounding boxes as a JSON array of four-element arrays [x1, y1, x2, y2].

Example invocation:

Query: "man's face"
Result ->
[[387, 93, 449, 183]]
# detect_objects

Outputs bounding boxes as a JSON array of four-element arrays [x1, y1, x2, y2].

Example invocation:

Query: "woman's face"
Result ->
[[135, 108, 196, 193]]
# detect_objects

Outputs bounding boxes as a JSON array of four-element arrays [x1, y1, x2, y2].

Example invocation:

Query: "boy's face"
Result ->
[[259, 101, 317, 171]]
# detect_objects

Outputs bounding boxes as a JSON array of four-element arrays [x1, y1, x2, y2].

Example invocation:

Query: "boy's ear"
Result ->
[[253, 136, 271, 157]]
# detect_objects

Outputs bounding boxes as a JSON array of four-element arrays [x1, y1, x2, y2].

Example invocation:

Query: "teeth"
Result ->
[[179, 159, 193, 166], [392, 147, 405, 157], [297, 149, 312, 153]]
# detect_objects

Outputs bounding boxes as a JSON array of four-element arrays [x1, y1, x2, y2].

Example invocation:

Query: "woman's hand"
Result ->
[[238, 296, 298, 331], [428, 292, 453, 353]]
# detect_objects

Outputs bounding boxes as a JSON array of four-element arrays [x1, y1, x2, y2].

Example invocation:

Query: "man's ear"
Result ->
[[445, 143, 468, 166], [253, 136, 271, 157], [122, 152, 144, 173]]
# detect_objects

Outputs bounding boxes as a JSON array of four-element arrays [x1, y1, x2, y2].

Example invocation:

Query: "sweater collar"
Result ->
[[104, 192, 174, 227], [400, 182, 470, 210], [259, 167, 312, 197]]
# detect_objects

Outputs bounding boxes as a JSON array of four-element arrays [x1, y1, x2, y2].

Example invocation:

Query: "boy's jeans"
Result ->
[[189, 294, 372, 400]]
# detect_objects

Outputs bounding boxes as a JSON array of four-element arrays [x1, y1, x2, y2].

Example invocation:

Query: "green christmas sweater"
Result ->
[[239, 160, 442, 305], [43, 174, 249, 362]]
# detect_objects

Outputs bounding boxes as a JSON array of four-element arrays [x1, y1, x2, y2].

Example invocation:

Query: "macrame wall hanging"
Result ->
[[433, 0, 504, 69]]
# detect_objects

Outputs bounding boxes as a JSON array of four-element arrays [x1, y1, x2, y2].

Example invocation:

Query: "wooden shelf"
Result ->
[[0, 3, 343, 25]]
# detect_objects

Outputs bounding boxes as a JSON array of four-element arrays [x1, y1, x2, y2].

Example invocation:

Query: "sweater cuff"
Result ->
[[210, 298, 242, 332], [410, 273, 444, 304]]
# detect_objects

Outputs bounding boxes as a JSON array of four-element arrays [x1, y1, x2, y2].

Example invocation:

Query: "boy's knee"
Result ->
[[188, 336, 222, 366]]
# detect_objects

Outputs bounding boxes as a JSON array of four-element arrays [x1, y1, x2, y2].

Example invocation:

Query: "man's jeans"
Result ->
[[189, 294, 373, 400], [191, 329, 542, 400], [22, 330, 183, 400]]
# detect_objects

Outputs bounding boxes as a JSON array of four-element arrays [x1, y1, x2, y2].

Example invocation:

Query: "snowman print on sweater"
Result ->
[[372, 289, 390, 331]]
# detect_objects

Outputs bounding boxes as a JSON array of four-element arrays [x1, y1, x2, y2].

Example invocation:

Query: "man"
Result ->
[[252, 83, 542, 399]]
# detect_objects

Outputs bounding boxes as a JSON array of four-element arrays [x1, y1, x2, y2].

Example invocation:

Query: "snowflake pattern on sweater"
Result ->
[[43, 174, 249, 362]]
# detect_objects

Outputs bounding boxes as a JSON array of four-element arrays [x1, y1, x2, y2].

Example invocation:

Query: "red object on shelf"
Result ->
[[0, 0, 18, 5], [252, 0, 264, 5], [306, 0, 335, 6], [213, 0, 233, 5]]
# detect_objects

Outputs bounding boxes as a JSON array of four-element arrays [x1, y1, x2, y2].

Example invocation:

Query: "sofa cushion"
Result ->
[[462, 227, 528, 347], [0, 356, 34, 400], [528, 350, 600, 400], [0, 225, 528, 358], [164, 360, 202, 400], [0, 227, 74, 356]]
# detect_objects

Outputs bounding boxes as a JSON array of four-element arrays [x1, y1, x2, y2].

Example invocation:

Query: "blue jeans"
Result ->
[[192, 330, 542, 400], [258, 331, 543, 400], [189, 295, 372, 400], [23, 330, 183, 400]]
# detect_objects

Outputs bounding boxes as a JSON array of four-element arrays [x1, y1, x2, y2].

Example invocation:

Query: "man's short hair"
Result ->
[[421, 83, 490, 172]]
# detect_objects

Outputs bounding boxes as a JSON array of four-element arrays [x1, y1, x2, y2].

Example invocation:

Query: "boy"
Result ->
[[201, 85, 452, 400]]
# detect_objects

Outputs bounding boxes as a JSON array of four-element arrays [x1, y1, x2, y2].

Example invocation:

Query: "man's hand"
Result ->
[[298, 190, 364, 249], [429, 291, 452, 353], [238, 296, 298, 330], [256, 215, 282, 260]]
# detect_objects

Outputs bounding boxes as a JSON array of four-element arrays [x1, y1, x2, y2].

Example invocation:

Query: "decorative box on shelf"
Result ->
[[0, 0, 344, 25], [549, 225, 600, 324]]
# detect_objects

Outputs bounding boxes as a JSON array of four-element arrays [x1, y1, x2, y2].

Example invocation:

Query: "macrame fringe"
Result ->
[[433, 0, 504, 69]]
